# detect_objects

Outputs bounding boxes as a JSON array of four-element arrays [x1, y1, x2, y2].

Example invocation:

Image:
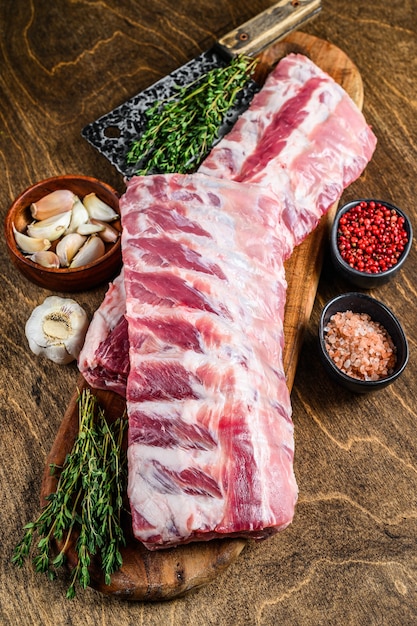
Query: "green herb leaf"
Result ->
[[126, 54, 258, 175], [12, 388, 128, 598]]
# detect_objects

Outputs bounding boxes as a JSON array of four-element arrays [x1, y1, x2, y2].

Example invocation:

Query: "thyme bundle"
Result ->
[[126, 54, 258, 175], [12, 389, 128, 599]]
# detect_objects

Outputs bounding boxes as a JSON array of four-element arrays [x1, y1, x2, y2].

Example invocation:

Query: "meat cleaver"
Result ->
[[82, 0, 321, 178]]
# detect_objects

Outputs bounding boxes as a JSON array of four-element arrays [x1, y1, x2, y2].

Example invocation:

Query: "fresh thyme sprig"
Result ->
[[12, 388, 128, 599], [126, 54, 258, 175]]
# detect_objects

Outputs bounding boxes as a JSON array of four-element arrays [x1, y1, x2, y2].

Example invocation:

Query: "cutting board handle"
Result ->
[[217, 0, 322, 57]]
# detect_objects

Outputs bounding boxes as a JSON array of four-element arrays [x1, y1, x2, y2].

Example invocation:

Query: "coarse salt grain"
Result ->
[[324, 310, 396, 381]]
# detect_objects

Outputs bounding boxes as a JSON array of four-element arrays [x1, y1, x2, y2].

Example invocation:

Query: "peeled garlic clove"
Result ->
[[13, 224, 51, 254], [83, 193, 119, 222], [70, 235, 105, 268], [29, 251, 60, 268], [56, 233, 87, 267], [76, 222, 104, 235], [30, 189, 75, 220], [25, 296, 89, 365], [91, 219, 120, 243], [65, 195, 89, 234], [26, 210, 72, 242]]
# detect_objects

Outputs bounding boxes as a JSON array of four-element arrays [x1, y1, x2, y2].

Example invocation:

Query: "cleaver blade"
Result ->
[[82, 0, 321, 178]]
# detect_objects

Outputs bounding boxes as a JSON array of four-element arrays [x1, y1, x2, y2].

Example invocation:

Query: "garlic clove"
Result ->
[[29, 251, 60, 268], [65, 195, 89, 234], [91, 219, 120, 243], [26, 210, 72, 242], [69, 235, 105, 268], [25, 296, 89, 365], [30, 189, 75, 220], [76, 222, 104, 236], [13, 224, 51, 254], [56, 233, 87, 267], [82, 193, 119, 222]]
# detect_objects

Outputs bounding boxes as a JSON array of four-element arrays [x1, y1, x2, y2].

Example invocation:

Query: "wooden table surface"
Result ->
[[1, 1, 416, 624]]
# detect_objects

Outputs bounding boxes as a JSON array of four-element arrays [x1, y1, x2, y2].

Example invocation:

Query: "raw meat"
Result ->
[[79, 53, 376, 398], [77, 53, 377, 549], [78, 271, 130, 396], [121, 174, 297, 549], [199, 54, 377, 248]]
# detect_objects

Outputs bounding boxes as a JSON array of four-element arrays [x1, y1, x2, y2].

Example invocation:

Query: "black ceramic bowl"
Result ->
[[330, 199, 413, 289], [318, 292, 409, 393]]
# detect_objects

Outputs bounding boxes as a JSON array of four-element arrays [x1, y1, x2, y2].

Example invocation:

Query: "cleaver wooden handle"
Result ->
[[217, 0, 322, 57]]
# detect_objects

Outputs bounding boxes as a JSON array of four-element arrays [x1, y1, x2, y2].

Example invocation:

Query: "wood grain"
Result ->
[[40, 32, 363, 602], [2, 1, 417, 624]]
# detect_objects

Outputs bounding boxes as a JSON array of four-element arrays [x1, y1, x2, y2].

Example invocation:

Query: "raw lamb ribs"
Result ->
[[121, 175, 296, 548], [79, 54, 376, 397], [78, 271, 130, 396], [200, 54, 377, 247], [78, 53, 377, 549]]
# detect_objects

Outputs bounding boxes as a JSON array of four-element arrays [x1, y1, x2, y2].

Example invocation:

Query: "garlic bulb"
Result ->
[[76, 222, 104, 236], [13, 188, 119, 271], [83, 193, 119, 222], [26, 211, 72, 242], [25, 296, 89, 365], [28, 251, 60, 268], [13, 224, 51, 254], [30, 189, 75, 220], [65, 196, 90, 234], [56, 233, 87, 267], [70, 235, 105, 268], [90, 219, 120, 243]]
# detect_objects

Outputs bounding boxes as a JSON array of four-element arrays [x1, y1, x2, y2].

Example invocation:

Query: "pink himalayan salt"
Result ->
[[324, 310, 396, 381]]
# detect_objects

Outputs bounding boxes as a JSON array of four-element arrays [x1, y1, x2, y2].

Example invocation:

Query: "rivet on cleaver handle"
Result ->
[[216, 0, 322, 58]]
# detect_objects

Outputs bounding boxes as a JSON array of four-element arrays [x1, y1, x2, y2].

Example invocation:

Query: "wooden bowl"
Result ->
[[4, 175, 122, 292]]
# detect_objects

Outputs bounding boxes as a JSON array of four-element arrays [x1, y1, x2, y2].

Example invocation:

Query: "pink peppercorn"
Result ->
[[337, 201, 408, 274]]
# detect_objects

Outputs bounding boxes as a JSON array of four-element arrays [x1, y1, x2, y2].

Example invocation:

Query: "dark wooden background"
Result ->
[[1, 1, 416, 624]]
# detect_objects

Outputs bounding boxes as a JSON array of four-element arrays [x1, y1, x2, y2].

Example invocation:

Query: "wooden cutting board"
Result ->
[[41, 31, 364, 601]]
